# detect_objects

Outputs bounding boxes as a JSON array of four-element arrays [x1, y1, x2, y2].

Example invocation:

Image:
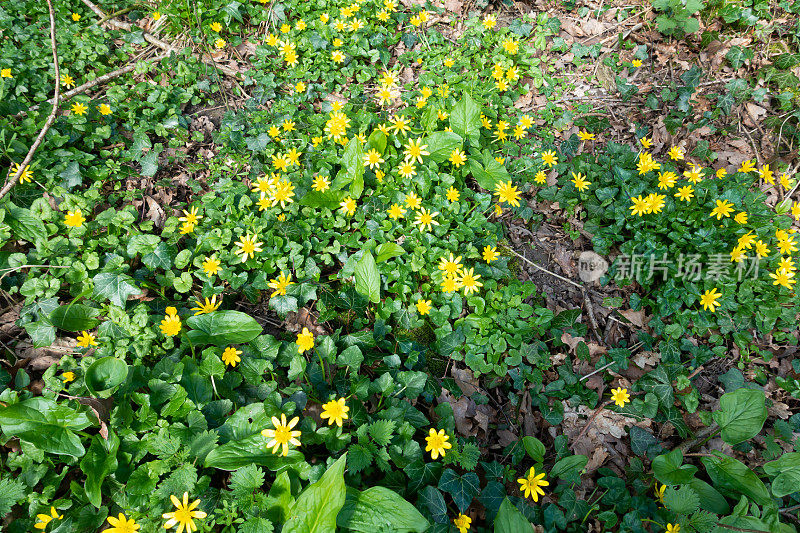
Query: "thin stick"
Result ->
[[0, 0, 60, 201], [571, 399, 613, 448], [580, 361, 615, 382], [509, 248, 583, 289]]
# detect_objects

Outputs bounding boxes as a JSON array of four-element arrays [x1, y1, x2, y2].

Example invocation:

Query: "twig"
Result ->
[[0, 0, 59, 201], [582, 287, 601, 340], [571, 399, 613, 448], [678, 423, 720, 453], [580, 361, 615, 382], [509, 248, 583, 289]]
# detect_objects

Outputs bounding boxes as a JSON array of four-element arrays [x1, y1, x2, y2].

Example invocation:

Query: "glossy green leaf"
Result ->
[[49, 304, 100, 332], [85, 357, 128, 395], [283, 454, 347, 533], [424, 131, 463, 163], [449, 92, 480, 144], [652, 449, 697, 485], [522, 436, 545, 462], [337, 486, 429, 532], [80, 433, 119, 508], [186, 310, 262, 346], [0, 397, 93, 457], [701, 454, 771, 506], [712, 388, 767, 445], [494, 498, 533, 533], [354, 251, 380, 304], [550, 455, 587, 481], [204, 434, 304, 471]]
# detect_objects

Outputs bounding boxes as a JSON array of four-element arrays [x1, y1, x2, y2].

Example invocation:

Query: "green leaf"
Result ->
[[0, 397, 93, 457], [6, 203, 47, 245], [230, 464, 266, 497], [85, 357, 128, 395], [92, 272, 139, 308], [653, 449, 698, 485], [687, 478, 730, 515], [23, 320, 56, 348], [354, 251, 380, 304], [701, 454, 771, 506], [332, 138, 365, 198], [663, 486, 699, 515], [0, 477, 25, 517], [438, 469, 480, 512], [423, 131, 463, 163], [49, 304, 100, 332], [550, 455, 587, 481], [449, 92, 481, 145], [186, 310, 262, 346], [265, 471, 294, 523], [375, 243, 405, 263], [337, 486, 429, 532], [419, 486, 447, 524], [494, 498, 533, 533], [80, 433, 119, 507], [204, 434, 304, 470], [771, 469, 800, 498], [712, 388, 766, 445], [283, 454, 347, 533], [522, 436, 545, 462]]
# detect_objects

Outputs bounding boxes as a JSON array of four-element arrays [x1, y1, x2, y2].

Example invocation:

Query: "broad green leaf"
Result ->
[[550, 455, 587, 481], [494, 498, 533, 533], [283, 454, 347, 533], [80, 433, 119, 507], [0, 397, 93, 457], [337, 345, 363, 372], [85, 357, 128, 395], [6, 203, 47, 245], [186, 310, 262, 346], [687, 478, 729, 515], [522, 436, 545, 462], [23, 320, 56, 348], [337, 486, 429, 532], [449, 92, 480, 144], [92, 272, 139, 308], [367, 130, 387, 154], [301, 189, 345, 209], [375, 243, 405, 263], [701, 454, 771, 506], [423, 131, 463, 163], [49, 304, 100, 332], [712, 388, 766, 445], [204, 434, 304, 470], [354, 251, 380, 304], [652, 449, 697, 485], [265, 471, 294, 523], [771, 469, 800, 498], [331, 138, 365, 198]]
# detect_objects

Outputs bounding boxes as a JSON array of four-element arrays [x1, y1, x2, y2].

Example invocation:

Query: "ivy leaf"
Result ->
[[419, 486, 448, 524], [92, 272, 139, 308], [437, 469, 480, 512], [283, 454, 347, 533]]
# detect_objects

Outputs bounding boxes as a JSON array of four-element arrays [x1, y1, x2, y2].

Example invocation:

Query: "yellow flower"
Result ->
[[77, 330, 98, 347], [312, 175, 330, 192], [791, 201, 800, 221], [738, 231, 756, 250], [459, 267, 482, 296], [611, 387, 630, 407], [482, 14, 497, 29], [441, 275, 462, 293], [438, 253, 463, 276], [674, 185, 694, 202], [716, 168, 727, 178], [210, 22, 222, 32], [97, 103, 112, 116], [321, 397, 349, 426], [446, 187, 460, 202], [780, 172, 794, 189], [152, 11, 162, 20], [494, 180, 521, 207], [482, 245, 499, 263], [770, 267, 797, 290], [1, 68, 12, 78], [64, 208, 86, 227], [578, 130, 595, 141], [296, 19, 307, 30], [730, 246, 746, 263], [502, 38, 519, 54], [377, 10, 390, 21], [202, 255, 221, 276], [106, 512, 140, 533], [449, 148, 467, 168], [667, 146, 684, 161], [266, 34, 279, 46], [294, 81, 306, 93], [179, 206, 202, 226], [296, 327, 315, 353], [399, 161, 417, 179], [453, 513, 472, 533], [657, 171, 677, 190], [179, 221, 195, 235], [234, 234, 264, 262], [666, 524, 680, 533], [340, 196, 357, 216], [221, 346, 242, 367], [636, 152, 660, 174], [734, 211, 748, 224], [72, 13, 81, 21], [413, 207, 440, 232], [444, 57, 454, 67], [214, 38, 226, 49], [632, 59, 642, 67], [320, 13, 330, 22], [410, 14, 422, 26], [655, 484, 666, 504], [683, 164, 704, 184], [517, 466, 549, 502], [312, 136, 323, 147], [629, 196, 648, 216], [262, 413, 301, 456], [777, 233, 798, 255], [416, 299, 432, 315], [364, 149, 385, 169], [389, 115, 409, 135], [280, 23, 291, 33], [534, 171, 547, 184], [35, 507, 63, 530], [699, 288, 722, 312], [388, 203, 407, 220], [160, 307, 181, 336], [738, 159, 755, 173], [754, 240, 770, 258], [332, 50, 345, 63], [403, 138, 430, 164], [71, 102, 88, 116], [191, 295, 222, 315], [639, 137, 652, 149], [60, 74, 75, 88], [571, 172, 591, 192], [162, 493, 207, 533], [268, 272, 294, 297], [645, 193, 666, 214], [62, 371, 75, 383], [425, 428, 452, 459], [758, 164, 774, 184], [709, 199, 735, 220]]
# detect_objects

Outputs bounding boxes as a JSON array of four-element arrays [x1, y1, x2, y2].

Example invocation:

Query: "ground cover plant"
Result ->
[[0, 0, 799, 532]]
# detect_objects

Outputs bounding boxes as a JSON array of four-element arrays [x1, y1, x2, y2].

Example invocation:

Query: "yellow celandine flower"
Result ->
[[674, 185, 694, 202], [210, 22, 222, 32], [778, 257, 797, 274], [61, 74, 75, 88], [214, 38, 226, 49], [76, 330, 98, 347], [738, 159, 756, 173], [667, 146, 684, 161], [106, 512, 140, 533], [790, 201, 800, 221], [481, 114, 492, 129], [754, 240, 770, 258], [611, 387, 630, 407], [438, 85, 449, 98], [446, 187, 460, 202], [312, 136, 323, 147], [1, 68, 11, 78], [758, 164, 774, 184], [655, 484, 666, 504], [64, 208, 86, 227], [734, 211, 748, 224], [294, 81, 306, 93], [364, 149, 384, 169], [267, 179, 296, 207], [97, 103, 112, 116], [268, 125, 281, 139], [495, 157, 505, 164], [296, 19, 307, 30], [683, 164, 703, 184], [738, 231, 756, 250], [282, 119, 296, 132], [296, 327, 315, 353], [413, 207, 439, 232], [399, 161, 417, 179], [777, 234, 798, 255], [404, 192, 422, 210], [640, 137, 653, 149], [667, 524, 680, 533], [482, 245, 499, 263], [34, 507, 63, 530], [163, 493, 207, 533], [202, 255, 221, 276], [234, 234, 264, 263], [221, 346, 242, 367], [730, 246, 746, 263], [629, 195, 649, 217], [502, 38, 519, 54], [179, 221, 195, 235], [334, 19, 346, 31], [312, 175, 330, 192], [321, 397, 349, 427], [438, 109, 449, 121], [325, 111, 350, 140], [459, 267, 482, 295], [419, 9, 429, 22], [191, 295, 222, 315], [632, 59, 642, 67], [425, 428, 451, 459], [160, 307, 182, 337], [179, 206, 202, 226], [340, 196, 357, 216], [636, 152, 660, 174], [71, 102, 88, 116], [280, 22, 291, 33], [513, 125, 525, 139], [453, 513, 471, 533], [438, 253, 463, 276], [320, 13, 330, 22], [266, 34, 279, 46], [495, 79, 508, 92], [716, 168, 727, 178], [441, 275, 462, 293], [375, 86, 397, 106], [152, 11, 162, 20], [62, 371, 75, 383], [262, 413, 301, 456], [416, 97, 428, 109], [444, 57, 455, 67], [494, 180, 521, 207], [571, 172, 591, 192], [646, 193, 666, 214], [657, 171, 677, 190], [416, 298, 432, 315], [517, 466, 549, 502], [482, 14, 497, 29], [534, 171, 547, 184], [267, 272, 294, 297], [332, 50, 345, 63], [578, 130, 595, 141], [780, 172, 794, 189], [448, 148, 467, 168], [72, 13, 81, 21], [403, 138, 429, 164], [387, 203, 406, 220], [377, 10, 390, 21], [710, 199, 735, 220], [699, 288, 722, 312], [286, 147, 301, 166], [271, 152, 289, 172]]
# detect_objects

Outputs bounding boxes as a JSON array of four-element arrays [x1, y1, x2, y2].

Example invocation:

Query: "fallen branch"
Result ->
[[0, 0, 60, 201]]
